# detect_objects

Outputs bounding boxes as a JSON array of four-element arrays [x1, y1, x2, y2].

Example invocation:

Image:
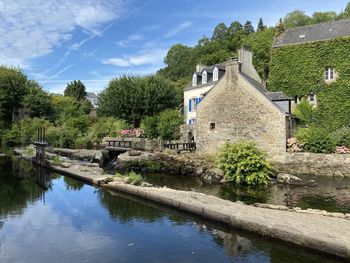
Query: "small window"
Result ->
[[213, 67, 219, 81], [324, 67, 335, 81], [210, 123, 215, 130], [202, 71, 207, 84], [192, 73, 197, 86], [308, 93, 315, 102]]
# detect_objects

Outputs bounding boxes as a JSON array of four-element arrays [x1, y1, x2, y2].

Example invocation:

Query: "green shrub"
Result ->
[[126, 172, 143, 185], [58, 127, 79, 149], [75, 136, 94, 149], [123, 160, 140, 171], [292, 98, 317, 125], [45, 126, 61, 147], [157, 110, 183, 140], [216, 142, 272, 186], [296, 127, 336, 153], [332, 127, 350, 147], [3, 125, 21, 146], [140, 160, 161, 172], [141, 115, 159, 139], [89, 117, 127, 144]]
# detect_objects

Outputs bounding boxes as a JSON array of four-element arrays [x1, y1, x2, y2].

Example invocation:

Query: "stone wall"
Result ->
[[275, 153, 350, 177], [195, 59, 287, 161]]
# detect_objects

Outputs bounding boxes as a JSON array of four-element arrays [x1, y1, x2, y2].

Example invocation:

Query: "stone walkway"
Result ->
[[104, 182, 350, 260]]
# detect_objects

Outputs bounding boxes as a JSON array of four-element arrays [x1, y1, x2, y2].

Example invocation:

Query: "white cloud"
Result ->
[[165, 20, 193, 38], [102, 49, 167, 67], [0, 0, 125, 68], [117, 34, 144, 47]]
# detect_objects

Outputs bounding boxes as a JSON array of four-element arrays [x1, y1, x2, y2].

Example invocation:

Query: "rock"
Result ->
[[129, 150, 142, 156], [277, 173, 305, 186], [307, 180, 318, 187], [220, 178, 228, 184], [334, 171, 344, 178], [0, 153, 6, 157], [140, 182, 153, 187], [196, 168, 204, 176], [60, 162, 72, 168], [140, 167, 148, 173]]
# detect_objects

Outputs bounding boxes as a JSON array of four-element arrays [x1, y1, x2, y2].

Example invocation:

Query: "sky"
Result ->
[[0, 0, 349, 93]]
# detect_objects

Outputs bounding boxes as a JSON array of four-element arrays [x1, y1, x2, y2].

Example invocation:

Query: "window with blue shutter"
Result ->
[[188, 119, 192, 125], [188, 99, 192, 112]]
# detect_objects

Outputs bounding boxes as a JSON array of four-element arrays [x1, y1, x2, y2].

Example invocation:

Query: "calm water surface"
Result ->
[[0, 157, 346, 263]]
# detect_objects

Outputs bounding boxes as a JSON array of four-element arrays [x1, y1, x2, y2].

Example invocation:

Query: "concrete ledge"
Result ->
[[103, 182, 350, 260]]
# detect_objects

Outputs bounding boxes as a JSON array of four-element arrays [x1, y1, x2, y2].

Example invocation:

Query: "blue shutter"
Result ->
[[198, 97, 202, 103], [189, 119, 192, 125], [188, 99, 192, 112]]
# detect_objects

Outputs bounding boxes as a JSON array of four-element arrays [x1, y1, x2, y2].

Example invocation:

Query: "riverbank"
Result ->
[[12, 147, 350, 260]]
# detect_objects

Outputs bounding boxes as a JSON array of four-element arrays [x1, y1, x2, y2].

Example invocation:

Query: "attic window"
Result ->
[[192, 73, 197, 86], [299, 34, 306, 39], [202, 71, 207, 84], [324, 67, 335, 81], [213, 67, 219, 81], [210, 123, 215, 130]]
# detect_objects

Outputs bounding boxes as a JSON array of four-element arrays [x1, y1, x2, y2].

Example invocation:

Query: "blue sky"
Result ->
[[0, 0, 349, 93]]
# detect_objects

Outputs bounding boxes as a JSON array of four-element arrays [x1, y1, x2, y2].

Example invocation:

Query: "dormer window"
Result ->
[[324, 67, 335, 81], [192, 73, 197, 86], [202, 71, 207, 84], [213, 67, 219, 81]]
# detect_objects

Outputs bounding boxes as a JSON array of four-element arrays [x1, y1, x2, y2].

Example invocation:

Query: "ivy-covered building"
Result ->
[[269, 18, 350, 129]]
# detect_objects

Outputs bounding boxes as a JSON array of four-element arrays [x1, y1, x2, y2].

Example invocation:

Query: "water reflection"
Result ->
[[0, 156, 346, 263]]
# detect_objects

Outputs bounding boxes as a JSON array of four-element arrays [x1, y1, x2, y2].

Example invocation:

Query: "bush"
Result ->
[[157, 110, 183, 140], [332, 127, 350, 148], [58, 127, 79, 149], [296, 127, 336, 153], [3, 125, 21, 146], [292, 98, 317, 125], [75, 136, 94, 149], [141, 115, 159, 139], [88, 117, 126, 144], [126, 172, 143, 185], [216, 142, 272, 186]]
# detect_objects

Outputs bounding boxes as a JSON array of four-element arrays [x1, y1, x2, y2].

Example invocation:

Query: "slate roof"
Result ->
[[273, 18, 350, 48], [86, 92, 98, 99], [240, 72, 292, 114]]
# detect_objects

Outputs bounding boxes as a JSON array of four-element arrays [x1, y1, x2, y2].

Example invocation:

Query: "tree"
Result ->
[[22, 81, 54, 119], [228, 21, 243, 36], [51, 95, 81, 120], [284, 10, 312, 29], [158, 44, 194, 81], [338, 2, 350, 19], [98, 75, 178, 127], [156, 110, 183, 140], [0, 66, 28, 124], [211, 22, 228, 41], [64, 80, 87, 101], [275, 18, 285, 36], [312, 11, 336, 24], [257, 18, 266, 31], [243, 21, 255, 35]]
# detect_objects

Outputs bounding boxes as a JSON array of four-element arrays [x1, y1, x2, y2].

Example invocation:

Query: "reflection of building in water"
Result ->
[[195, 223, 252, 257]]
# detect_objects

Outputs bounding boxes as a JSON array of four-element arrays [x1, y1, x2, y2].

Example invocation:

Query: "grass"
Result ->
[[52, 156, 63, 166], [114, 171, 144, 186], [23, 147, 35, 156]]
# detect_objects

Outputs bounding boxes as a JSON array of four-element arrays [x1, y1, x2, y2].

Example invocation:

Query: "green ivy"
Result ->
[[269, 37, 350, 130]]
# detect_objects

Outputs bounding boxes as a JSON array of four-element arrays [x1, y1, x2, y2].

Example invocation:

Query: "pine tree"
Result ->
[[257, 18, 265, 31]]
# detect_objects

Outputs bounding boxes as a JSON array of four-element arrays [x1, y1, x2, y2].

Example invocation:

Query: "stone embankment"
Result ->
[[116, 151, 225, 183], [276, 152, 350, 177], [103, 182, 350, 260]]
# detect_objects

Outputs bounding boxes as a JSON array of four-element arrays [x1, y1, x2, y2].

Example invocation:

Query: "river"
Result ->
[[0, 156, 345, 262]]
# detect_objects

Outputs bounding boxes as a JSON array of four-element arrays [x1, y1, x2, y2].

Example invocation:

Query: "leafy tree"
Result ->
[[51, 95, 81, 120], [257, 18, 265, 31], [158, 44, 194, 81], [312, 11, 336, 24], [23, 80, 54, 119], [243, 20, 255, 35], [275, 18, 285, 36], [141, 115, 159, 139], [211, 22, 228, 41], [98, 75, 178, 127], [0, 66, 28, 124], [228, 21, 243, 35], [156, 110, 183, 140], [64, 80, 87, 101], [284, 10, 312, 29], [338, 2, 350, 19]]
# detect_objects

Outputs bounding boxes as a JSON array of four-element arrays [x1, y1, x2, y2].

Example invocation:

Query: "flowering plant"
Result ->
[[335, 146, 350, 154], [110, 128, 144, 138], [287, 137, 303, 152]]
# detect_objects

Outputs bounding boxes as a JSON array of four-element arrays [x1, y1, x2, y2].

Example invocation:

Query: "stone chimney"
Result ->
[[238, 47, 262, 83], [195, 64, 207, 72], [224, 58, 240, 86]]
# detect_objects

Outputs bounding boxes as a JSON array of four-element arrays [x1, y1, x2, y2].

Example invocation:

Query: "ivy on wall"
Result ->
[[269, 37, 350, 130]]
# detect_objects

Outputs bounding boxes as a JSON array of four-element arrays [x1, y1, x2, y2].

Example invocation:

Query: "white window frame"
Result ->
[[202, 70, 207, 84], [324, 67, 335, 81], [192, 73, 197, 86], [213, 67, 219, 81]]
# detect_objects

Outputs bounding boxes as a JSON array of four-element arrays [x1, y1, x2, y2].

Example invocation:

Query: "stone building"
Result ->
[[271, 18, 350, 106], [182, 48, 293, 159]]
